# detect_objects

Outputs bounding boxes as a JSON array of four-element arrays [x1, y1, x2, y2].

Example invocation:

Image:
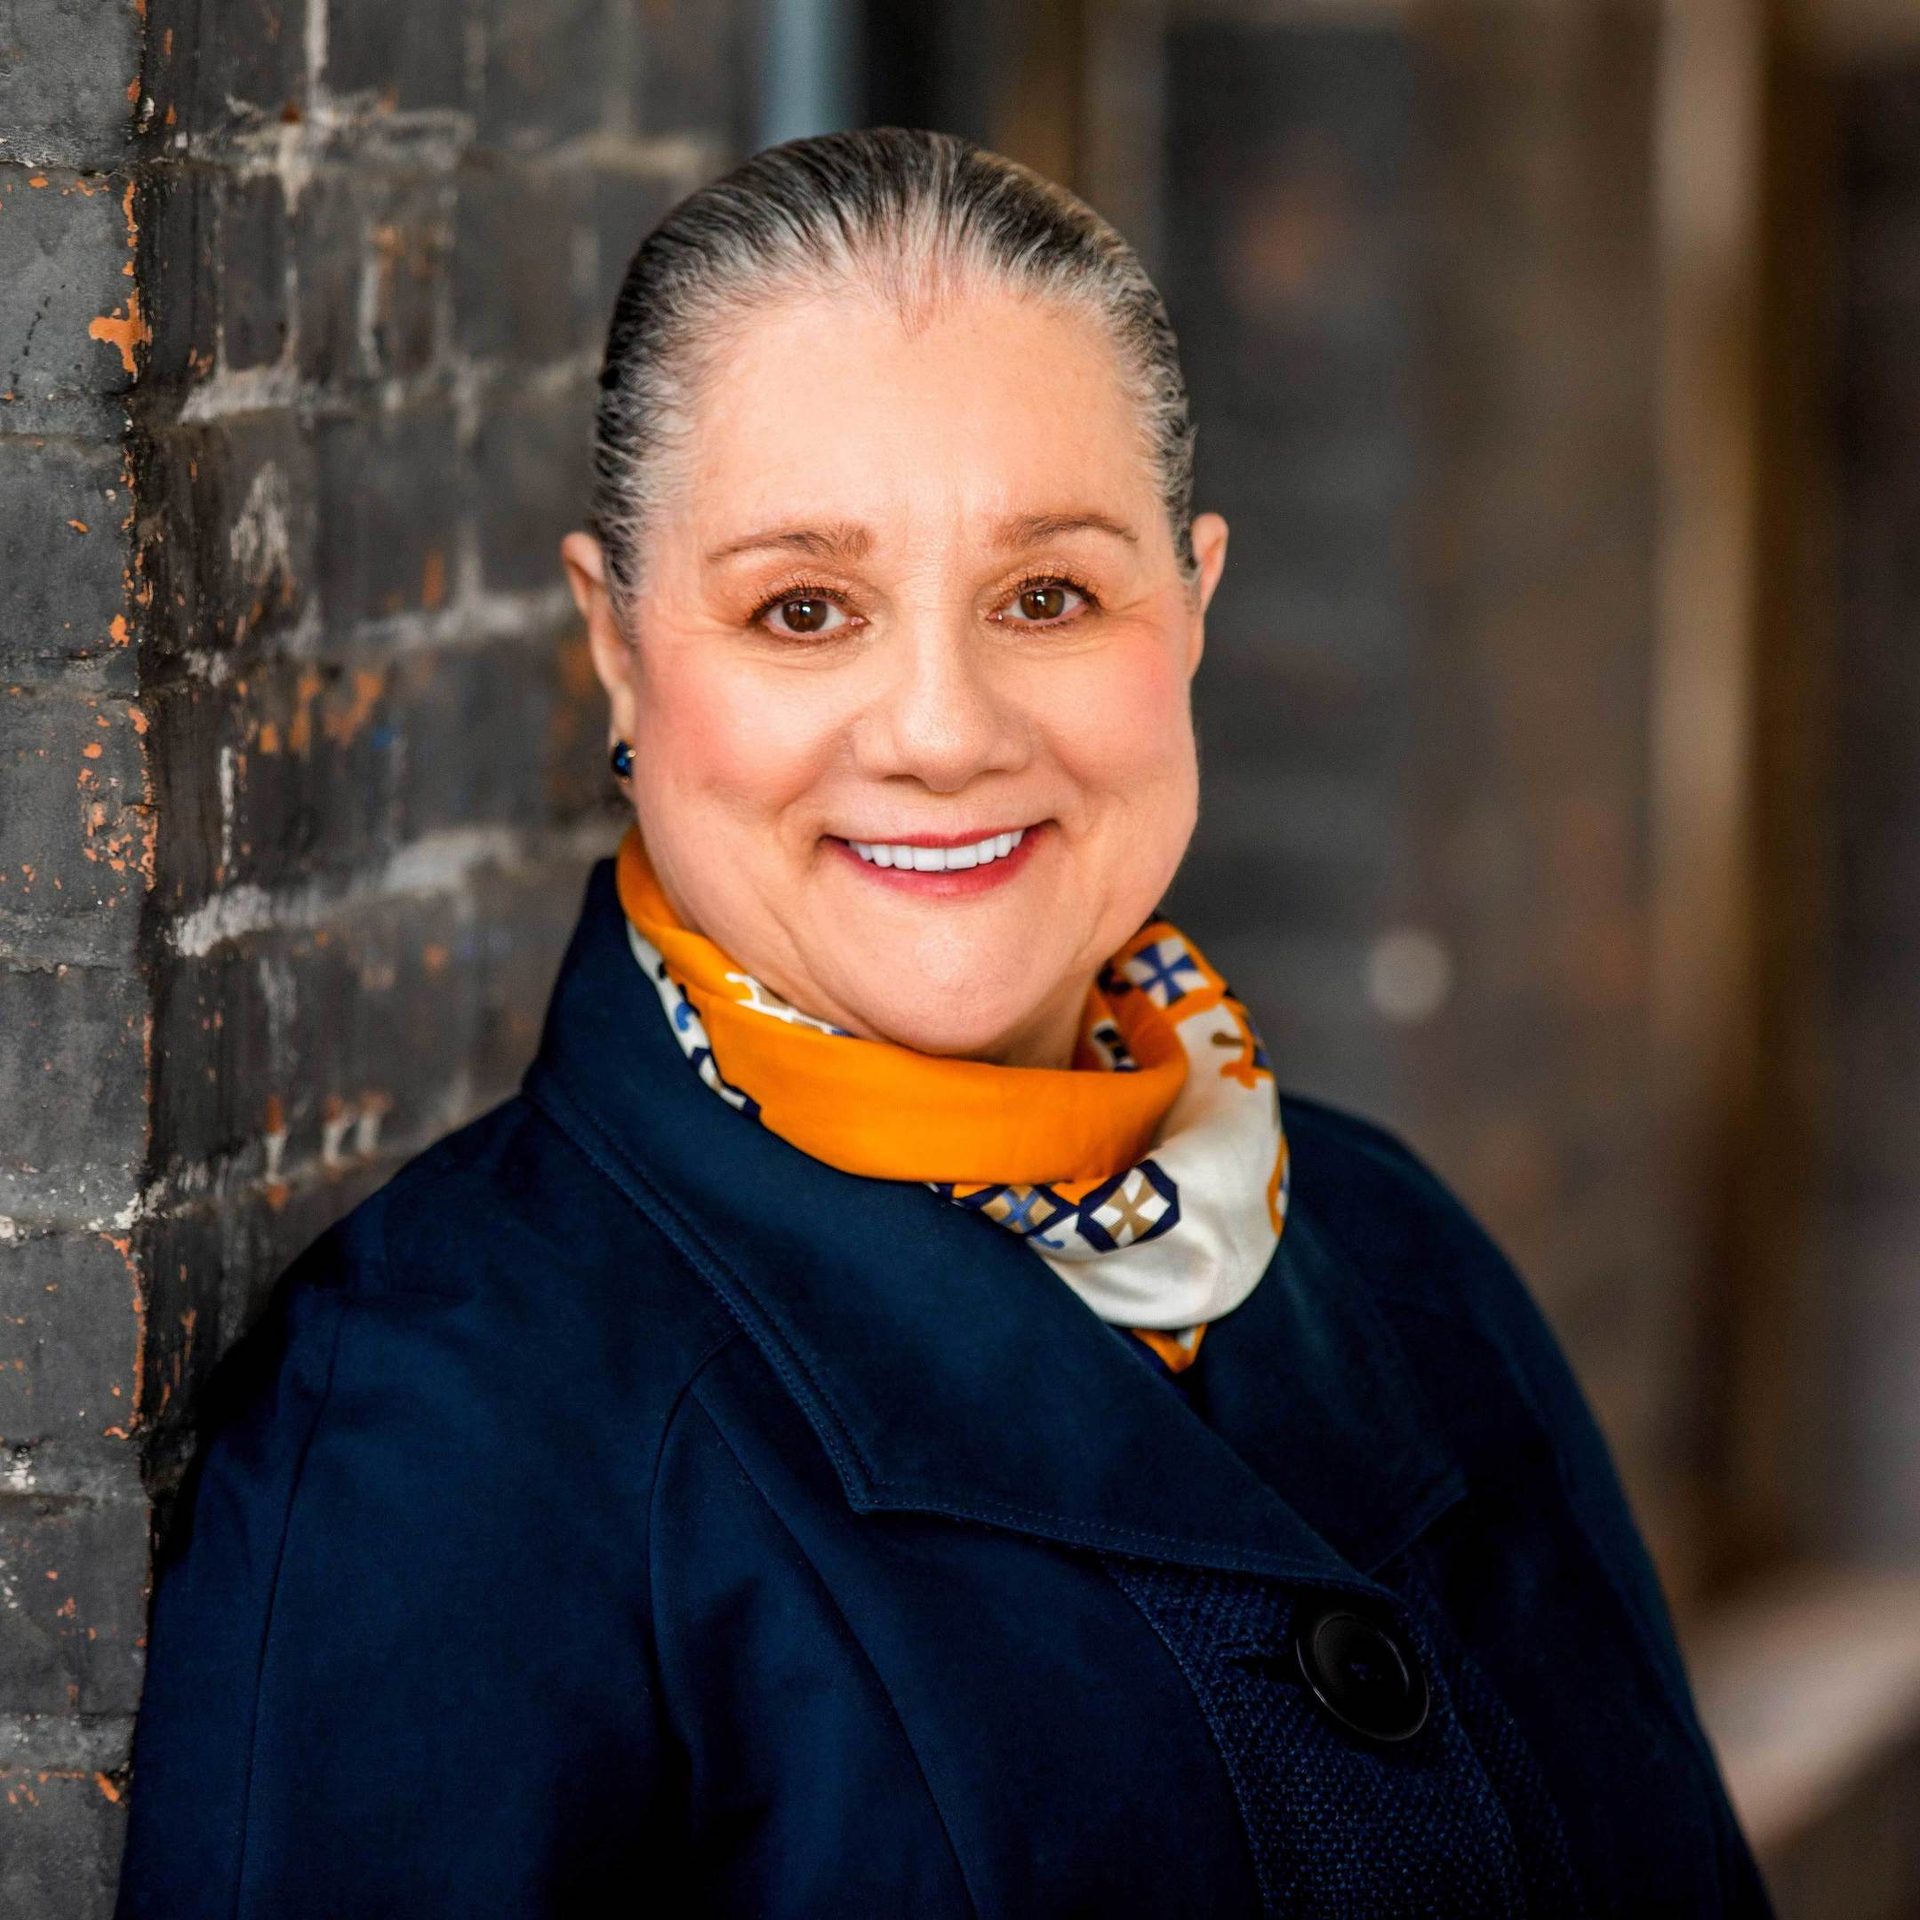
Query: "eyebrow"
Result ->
[[704, 522, 873, 566], [703, 510, 1139, 568], [992, 511, 1139, 549]]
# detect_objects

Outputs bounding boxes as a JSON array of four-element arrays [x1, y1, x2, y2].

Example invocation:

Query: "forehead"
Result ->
[[675, 281, 1160, 545]]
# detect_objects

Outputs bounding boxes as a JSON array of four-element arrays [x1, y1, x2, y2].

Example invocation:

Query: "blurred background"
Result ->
[[2, 0, 1917, 1913]]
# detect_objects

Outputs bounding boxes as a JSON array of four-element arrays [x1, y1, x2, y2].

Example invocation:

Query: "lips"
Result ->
[[846, 828, 1027, 873], [828, 823, 1044, 893]]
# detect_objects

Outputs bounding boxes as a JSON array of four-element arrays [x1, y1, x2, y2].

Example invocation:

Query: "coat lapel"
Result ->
[[526, 861, 1463, 1593]]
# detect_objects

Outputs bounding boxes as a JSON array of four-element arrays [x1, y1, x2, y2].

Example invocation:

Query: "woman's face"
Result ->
[[565, 282, 1228, 1068]]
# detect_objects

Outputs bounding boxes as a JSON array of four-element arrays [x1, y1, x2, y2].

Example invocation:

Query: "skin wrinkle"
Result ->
[[563, 282, 1229, 1071]]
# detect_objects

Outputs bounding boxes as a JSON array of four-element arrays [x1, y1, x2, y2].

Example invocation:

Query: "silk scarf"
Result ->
[[614, 826, 1289, 1371]]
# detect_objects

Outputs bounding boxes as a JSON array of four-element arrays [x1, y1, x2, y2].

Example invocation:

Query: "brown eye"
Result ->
[[761, 594, 849, 638], [1002, 579, 1088, 625]]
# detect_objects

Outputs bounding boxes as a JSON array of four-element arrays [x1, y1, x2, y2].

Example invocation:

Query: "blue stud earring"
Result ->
[[609, 739, 634, 781]]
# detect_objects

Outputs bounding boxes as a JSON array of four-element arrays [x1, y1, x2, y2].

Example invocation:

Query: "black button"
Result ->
[[1292, 1605, 1429, 1744]]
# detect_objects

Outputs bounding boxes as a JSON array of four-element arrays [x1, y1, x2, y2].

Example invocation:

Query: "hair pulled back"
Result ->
[[589, 127, 1197, 609]]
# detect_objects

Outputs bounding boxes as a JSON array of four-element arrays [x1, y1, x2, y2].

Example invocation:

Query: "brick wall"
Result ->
[[0, 3, 738, 1908]]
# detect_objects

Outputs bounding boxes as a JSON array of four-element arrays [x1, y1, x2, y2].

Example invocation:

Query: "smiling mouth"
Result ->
[[843, 827, 1030, 873]]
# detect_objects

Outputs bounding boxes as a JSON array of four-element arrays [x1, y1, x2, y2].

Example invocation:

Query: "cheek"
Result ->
[[633, 650, 839, 818], [1045, 635, 1197, 820]]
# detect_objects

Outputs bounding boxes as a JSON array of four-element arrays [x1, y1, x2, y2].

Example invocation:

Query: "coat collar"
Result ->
[[524, 860, 1464, 1594]]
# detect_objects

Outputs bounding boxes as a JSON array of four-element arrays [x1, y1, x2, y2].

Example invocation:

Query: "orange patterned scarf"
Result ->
[[615, 826, 1288, 1373]]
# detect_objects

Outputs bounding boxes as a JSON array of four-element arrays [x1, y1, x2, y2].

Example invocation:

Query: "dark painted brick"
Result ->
[[292, 167, 453, 384], [0, 1487, 147, 1716], [462, 847, 602, 1086], [0, 1768, 127, 1920], [0, 167, 142, 432], [0, 692, 150, 967], [0, 437, 136, 691], [143, 0, 305, 136], [0, 961, 147, 1224], [0, 0, 140, 172], [149, 661, 400, 907], [635, 0, 745, 140], [154, 900, 495, 1188], [151, 843, 597, 1171], [545, 625, 620, 824], [477, 0, 610, 150], [0, 1233, 143, 1446], [588, 161, 684, 333], [217, 172, 289, 371], [453, 158, 592, 364], [313, 407, 461, 623], [151, 632, 593, 908], [136, 164, 218, 395], [470, 372, 592, 592], [395, 634, 592, 839], [324, 0, 469, 110], [144, 412, 316, 662]]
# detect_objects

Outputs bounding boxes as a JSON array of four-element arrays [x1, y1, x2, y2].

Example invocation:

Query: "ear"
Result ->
[[561, 531, 640, 745], [1184, 511, 1229, 672]]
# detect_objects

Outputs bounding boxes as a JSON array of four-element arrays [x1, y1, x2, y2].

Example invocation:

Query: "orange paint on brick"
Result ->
[[28, 175, 48, 189], [128, 703, 147, 733], [109, 614, 129, 645], [82, 741, 103, 759], [88, 290, 151, 376], [126, 75, 140, 103], [96, 1773, 122, 1803], [68, 518, 89, 534], [323, 668, 385, 746], [286, 669, 324, 755]]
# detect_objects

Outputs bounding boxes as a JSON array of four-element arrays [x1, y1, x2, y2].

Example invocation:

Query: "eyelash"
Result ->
[[997, 571, 1100, 626], [746, 579, 860, 636], [746, 571, 1101, 635]]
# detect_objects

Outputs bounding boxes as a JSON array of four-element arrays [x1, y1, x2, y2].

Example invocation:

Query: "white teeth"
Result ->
[[847, 828, 1027, 872]]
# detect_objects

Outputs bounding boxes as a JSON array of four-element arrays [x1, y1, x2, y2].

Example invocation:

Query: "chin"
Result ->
[[832, 959, 1060, 1062], [857, 998, 1038, 1062]]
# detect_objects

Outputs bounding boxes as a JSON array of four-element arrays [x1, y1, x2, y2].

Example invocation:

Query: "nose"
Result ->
[[852, 608, 1030, 794]]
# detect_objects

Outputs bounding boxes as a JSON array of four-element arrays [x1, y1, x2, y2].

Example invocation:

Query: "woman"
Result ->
[[115, 130, 1771, 1918]]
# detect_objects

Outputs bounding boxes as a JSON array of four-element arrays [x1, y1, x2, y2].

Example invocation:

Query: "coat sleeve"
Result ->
[[113, 1210, 683, 1919]]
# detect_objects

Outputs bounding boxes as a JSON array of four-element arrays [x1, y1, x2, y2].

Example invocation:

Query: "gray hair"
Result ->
[[589, 127, 1197, 611]]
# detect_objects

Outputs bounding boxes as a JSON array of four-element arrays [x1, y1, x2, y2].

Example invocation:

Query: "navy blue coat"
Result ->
[[116, 858, 1772, 1918]]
